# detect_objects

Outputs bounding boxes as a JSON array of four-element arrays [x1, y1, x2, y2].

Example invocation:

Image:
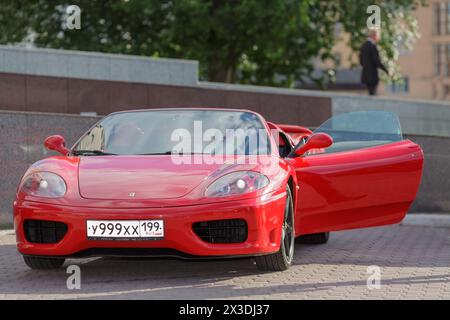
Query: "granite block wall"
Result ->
[[0, 111, 99, 226], [0, 73, 332, 127]]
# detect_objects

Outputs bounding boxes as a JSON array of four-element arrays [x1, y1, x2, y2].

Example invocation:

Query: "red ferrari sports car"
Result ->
[[13, 108, 423, 271]]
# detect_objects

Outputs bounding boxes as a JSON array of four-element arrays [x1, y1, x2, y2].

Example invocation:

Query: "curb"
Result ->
[[401, 213, 450, 228], [0, 230, 15, 236]]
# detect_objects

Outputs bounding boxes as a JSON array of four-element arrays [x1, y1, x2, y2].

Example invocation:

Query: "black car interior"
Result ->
[[278, 132, 293, 158]]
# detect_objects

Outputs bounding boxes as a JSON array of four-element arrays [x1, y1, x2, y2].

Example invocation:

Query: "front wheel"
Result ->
[[255, 185, 295, 271], [23, 255, 65, 270]]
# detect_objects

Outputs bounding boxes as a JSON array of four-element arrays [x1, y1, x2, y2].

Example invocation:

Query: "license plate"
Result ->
[[86, 220, 164, 240]]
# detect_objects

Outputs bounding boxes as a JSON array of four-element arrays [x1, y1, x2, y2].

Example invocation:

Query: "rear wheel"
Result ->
[[296, 232, 329, 244], [255, 185, 295, 271], [23, 256, 65, 270]]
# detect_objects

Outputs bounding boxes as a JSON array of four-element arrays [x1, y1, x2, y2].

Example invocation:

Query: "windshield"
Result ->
[[72, 110, 271, 156]]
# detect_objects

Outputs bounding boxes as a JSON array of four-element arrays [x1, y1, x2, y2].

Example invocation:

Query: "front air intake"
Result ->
[[192, 219, 248, 244], [24, 220, 68, 244]]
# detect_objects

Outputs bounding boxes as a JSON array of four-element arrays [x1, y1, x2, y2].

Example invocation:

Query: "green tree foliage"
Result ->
[[0, 0, 426, 87]]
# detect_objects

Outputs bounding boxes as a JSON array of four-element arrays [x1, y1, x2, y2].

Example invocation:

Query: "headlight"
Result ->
[[205, 171, 269, 197], [20, 172, 67, 198]]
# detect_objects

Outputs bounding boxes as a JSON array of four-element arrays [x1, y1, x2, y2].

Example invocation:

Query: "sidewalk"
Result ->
[[401, 213, 450, 228], [0, 222, 449, 300]]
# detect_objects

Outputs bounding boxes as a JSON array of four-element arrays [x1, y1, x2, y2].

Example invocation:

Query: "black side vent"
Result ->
[[192, 219, 248, 244], [24, 220, 68, 244]]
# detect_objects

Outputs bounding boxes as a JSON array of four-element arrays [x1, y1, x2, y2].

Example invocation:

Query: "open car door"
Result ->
[[289, 111, 424, 235]]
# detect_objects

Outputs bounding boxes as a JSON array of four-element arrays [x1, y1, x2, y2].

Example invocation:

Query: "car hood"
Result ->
[[78, 156, 226, 200]]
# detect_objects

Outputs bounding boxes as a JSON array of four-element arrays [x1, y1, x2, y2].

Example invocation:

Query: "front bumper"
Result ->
[[14, 192, 286, 258]]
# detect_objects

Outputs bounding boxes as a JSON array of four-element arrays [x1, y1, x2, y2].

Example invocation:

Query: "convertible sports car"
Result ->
[[13, 108, 424, 271]]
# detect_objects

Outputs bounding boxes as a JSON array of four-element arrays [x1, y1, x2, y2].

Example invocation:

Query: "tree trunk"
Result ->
[[208, 65, 235, 83]]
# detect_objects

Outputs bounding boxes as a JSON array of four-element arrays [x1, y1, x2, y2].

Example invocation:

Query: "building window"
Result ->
[[386, 77, 409, 94], [442, 2, 447, 34], [434, 44, 441, 75], [444, 85, 450, 98], [447, 2, 450, 33], [434, 3, 440, 34], [433, 43, 450, 76], [433, 1, 450, 35], [447, 44, 450, 76]]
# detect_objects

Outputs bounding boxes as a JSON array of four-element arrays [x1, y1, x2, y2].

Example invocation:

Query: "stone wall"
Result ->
[[0, 111, 99, 227], [405, 134, 450, 213], [0, 73, 331, 126], [0, 45, 199, 86]]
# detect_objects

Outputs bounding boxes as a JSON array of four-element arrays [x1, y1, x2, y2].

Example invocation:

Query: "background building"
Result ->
[[379, 1, 433, 99], [318, 1, 450, 101]]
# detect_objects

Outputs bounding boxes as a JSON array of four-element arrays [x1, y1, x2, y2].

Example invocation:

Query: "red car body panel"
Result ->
[[14, 153, 295, 257], [16, 155, 293, 208], [15, 192, 285, 257], [13, 108, 424, 259], [273, 123, 313, 144], [289, 139, 424, 235]]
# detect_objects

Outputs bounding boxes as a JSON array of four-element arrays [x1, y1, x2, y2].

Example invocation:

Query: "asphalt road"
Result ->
[[1, 224, 449, 299]]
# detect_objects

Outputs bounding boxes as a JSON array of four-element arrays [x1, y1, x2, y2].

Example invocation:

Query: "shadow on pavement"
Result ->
[[0, 225, 449, 298]]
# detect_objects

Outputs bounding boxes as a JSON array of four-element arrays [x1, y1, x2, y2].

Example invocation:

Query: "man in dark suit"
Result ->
[[359, 29, 389, 95]]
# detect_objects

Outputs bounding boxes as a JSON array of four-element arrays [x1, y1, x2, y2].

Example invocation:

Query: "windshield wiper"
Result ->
[[137, 151, 208, 155], [73, 150, 208, 156], [72, 150, 117, 156], [137, 151, 174, 155]]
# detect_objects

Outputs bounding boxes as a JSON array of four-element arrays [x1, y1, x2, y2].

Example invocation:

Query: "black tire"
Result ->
[[255, 185, 295, 272], [295, 232, 329, 244], [23, 255, 65, 270]]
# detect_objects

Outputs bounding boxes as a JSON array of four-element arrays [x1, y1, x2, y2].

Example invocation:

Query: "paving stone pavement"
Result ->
[[0, 224, 449, 300]]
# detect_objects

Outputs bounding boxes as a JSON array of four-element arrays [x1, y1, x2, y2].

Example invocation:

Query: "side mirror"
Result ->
[[294, 132, 333, 156], [44, 135, 70, 156]]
